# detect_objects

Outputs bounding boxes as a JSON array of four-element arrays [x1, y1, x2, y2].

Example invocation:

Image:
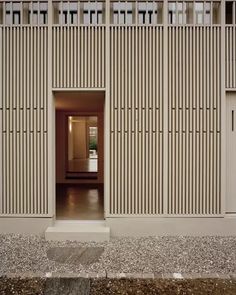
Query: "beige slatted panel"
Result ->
[[109, 26, 164, 216], [0, 27, 48, 216], [226, 26, 236, 89], [0, 27, 2, 214], [52, 26, 106, 88], [167, 26, 221, 215]]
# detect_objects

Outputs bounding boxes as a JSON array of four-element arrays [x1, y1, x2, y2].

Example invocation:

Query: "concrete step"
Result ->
[[45, 221, 110, 242]]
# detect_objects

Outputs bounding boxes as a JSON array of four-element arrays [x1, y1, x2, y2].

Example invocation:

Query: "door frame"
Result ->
[[64, 112, 101, 178], [50, 89, 106, 220]]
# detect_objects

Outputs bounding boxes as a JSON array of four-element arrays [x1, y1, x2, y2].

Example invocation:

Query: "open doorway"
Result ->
[[55, 91, 105, 220], [67, 115, 98, 179]]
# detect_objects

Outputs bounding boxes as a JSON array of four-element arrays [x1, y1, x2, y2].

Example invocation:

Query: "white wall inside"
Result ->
[[72, 120, 87, 159]]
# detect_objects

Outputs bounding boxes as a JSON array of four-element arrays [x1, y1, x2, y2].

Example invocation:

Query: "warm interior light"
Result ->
[[69, 116, 72, 133]]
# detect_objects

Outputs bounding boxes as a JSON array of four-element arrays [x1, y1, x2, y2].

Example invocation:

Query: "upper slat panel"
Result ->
[[0, 27, 48, 216], [109, 26, 164, 215], [52, 26, 106, 88], [226, 27, 236, 89], [167, 26, 221, 215]]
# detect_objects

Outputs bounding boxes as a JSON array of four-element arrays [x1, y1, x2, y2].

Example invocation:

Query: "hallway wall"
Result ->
[[72, 121, 87, 159]]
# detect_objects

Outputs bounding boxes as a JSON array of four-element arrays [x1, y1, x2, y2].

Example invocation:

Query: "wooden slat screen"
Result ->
[[167, 26, 221, 215], [109, 26, 164, 215], [52, 26, 106, 88], [226, 26, 236, 89], [0, 27, 49, 215]]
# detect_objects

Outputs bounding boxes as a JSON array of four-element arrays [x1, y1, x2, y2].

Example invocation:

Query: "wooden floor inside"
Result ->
[[56, 184, 104, 220]]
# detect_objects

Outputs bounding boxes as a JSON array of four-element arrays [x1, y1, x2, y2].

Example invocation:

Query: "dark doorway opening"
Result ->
[[55, 91, 105, 220]]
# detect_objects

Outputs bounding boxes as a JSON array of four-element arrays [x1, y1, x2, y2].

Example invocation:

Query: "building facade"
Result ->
[[0, 0, 236, 237]]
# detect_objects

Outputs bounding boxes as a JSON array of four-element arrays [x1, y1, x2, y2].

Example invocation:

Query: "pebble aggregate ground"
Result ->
[[1, 235, 236, 294], [1, 234, 236, 276]]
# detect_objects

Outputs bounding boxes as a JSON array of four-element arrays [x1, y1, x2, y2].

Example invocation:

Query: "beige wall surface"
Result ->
[[0, 1, 236, 220], [226, 27, 236, 89], [52, 26, 106, 89], [0, 26, 49, 216], [109, 26, 164, 215], [226, 92, 236, 213], [108, 26, 222, 216], [167, 26, 221, 215]]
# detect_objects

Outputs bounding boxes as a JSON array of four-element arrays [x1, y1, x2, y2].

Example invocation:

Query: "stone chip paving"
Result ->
[[1, 235, 236, 294], [1, 235, 236, 276]]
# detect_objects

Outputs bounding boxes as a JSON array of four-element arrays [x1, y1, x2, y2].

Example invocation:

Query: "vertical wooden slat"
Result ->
[[0, 3, 227, 219], [52, 26, 106, 88], [109, 26, 163, 215], [0, 26, 48, 216], [0, 27, 3, 214], [226, 26, 236, 89], [167, 25, 221, 215]]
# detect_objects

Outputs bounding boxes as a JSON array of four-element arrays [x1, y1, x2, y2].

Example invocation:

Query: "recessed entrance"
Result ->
[[55, 91, 105, 220]]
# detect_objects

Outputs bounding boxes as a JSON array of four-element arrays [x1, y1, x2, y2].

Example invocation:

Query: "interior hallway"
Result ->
[[56, 184, 104, 220]]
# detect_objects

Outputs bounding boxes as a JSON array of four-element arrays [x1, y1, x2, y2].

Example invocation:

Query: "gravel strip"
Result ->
[[0, 235, 236, 276], [2, 278, 236, 295], [0, 277, 46, 295]]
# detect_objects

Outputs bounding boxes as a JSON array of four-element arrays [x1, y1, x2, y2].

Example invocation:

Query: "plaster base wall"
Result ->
[[106, 216, 236, 237], [0, 218, 53, 234], [1, 217, 236, 237]]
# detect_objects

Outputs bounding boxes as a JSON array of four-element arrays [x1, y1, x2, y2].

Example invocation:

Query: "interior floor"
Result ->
[[68, 159, 97, 173], [56, 184, 104, 220]]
